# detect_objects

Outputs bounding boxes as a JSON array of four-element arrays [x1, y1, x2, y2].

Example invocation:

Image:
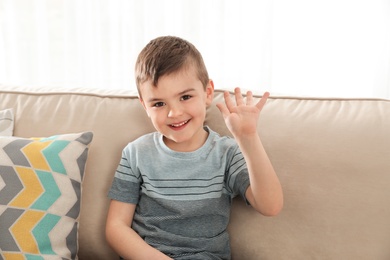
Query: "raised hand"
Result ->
[[216, 87, 269, 138]]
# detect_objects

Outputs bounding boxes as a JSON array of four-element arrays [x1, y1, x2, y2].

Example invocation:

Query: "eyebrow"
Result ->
[[146, 88, 196, 103]]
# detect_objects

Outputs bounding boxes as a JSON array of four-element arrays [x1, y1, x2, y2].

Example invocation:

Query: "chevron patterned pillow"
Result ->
[[0, 132, 93, 259], [0, 108, 14, 136]]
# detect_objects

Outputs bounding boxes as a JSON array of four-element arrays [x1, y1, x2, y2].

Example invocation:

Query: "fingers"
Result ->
[[223, 90, 235, 112], [246, 91, 254, 106], [255, 91, 270, 110], [217, 88, 270, 115], [216, 91, 231, 118], [234, 87, 245, 106], [234, 87, 268, 109], [216, 102, 228, 118]]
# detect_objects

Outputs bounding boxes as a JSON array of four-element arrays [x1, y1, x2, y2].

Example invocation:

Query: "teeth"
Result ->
[[171, 120, 188, 127]]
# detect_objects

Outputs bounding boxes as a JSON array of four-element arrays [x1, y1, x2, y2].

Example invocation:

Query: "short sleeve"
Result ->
[[225, 146, 250, 201], [108, 148, 141, 204]]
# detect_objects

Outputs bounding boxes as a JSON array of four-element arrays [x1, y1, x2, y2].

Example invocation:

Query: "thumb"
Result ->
[[216, 103, 229, 119]]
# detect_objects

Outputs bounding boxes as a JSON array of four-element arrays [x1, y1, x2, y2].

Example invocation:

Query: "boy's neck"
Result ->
[[162, 127, 209, 152]]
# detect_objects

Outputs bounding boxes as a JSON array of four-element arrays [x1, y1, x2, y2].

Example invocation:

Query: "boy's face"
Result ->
[[139, 66, 214, 152]]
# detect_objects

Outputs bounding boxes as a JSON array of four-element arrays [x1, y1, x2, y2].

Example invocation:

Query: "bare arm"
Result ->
[[216, 88, 283, 216], [105, 200, 173, 260]]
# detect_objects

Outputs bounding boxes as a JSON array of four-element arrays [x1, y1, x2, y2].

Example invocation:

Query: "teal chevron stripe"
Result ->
[[31, 170, 61, 211], [32, 213, 61, 254], [39, 135, 58, 141], [42, 140, 69, 175]]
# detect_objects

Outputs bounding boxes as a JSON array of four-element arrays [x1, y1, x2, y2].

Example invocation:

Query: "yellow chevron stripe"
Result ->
[[10, 210, 45, 254], [2, 253, 25, 260], [10, 167, 44, 208], [22, 140, 51, 171]]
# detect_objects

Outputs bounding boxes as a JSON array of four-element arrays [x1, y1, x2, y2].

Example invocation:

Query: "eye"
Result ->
[[180, 95, 192, 101], [153, 101, 165, 107]]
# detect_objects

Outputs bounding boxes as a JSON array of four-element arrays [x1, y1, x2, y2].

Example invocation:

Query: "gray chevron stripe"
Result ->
[[0, 166, 23, 204], [66, 179, 81, 219], [76, 147, 89, 179], [66, 222, 78, 259], [0, 207, 24, 251], [3, 139, 32, 167], [76, 132, 93, 146]]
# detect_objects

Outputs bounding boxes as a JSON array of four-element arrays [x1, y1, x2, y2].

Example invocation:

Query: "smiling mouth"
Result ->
[[170, 120, 190, 128]]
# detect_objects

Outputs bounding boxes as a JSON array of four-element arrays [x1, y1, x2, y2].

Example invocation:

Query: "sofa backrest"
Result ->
[[1, 86, 390, 259]]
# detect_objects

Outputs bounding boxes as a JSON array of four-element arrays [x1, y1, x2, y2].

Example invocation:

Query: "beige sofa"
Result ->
[[1, 85, 390, 260]]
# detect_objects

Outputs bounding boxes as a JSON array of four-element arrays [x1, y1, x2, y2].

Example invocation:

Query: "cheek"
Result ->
[[192, 104, 207, 118], [145, 107, 158, 117], [149, 110, 166, 124]]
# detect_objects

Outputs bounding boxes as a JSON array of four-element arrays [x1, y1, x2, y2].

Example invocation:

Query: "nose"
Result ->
[[167, 103, 183, 118]]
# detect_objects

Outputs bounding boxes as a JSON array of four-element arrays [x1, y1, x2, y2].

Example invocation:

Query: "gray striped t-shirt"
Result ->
[[108, 126, 250, 260]]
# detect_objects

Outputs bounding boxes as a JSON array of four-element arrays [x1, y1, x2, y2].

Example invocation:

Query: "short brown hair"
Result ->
[[135, 36, 209, 93]]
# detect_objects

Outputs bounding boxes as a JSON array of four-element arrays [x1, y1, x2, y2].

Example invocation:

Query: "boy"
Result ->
[[106, 36, 283, 260]]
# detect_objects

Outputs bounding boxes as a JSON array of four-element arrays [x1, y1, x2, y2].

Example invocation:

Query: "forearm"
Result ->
[[236, 133, 283, 216], [106, 222, 172, 260], [217, 88, 282, 215]]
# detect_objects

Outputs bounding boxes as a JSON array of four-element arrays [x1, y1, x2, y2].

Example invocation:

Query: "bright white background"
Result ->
[[1, 0, 389, 98]]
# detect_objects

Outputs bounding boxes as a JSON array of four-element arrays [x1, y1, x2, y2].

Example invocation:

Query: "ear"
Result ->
[[205, 80, 214, 106], [139, 97, 150, 117]]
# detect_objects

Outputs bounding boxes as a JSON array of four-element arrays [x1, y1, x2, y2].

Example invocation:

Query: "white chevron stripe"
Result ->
[[48, 172, 77, 216], [0, 175, 4, 192], [49, 216, 75, 257], [0, 205, 6, 215], [0, 139, 15, 166], [39, 254, 68, 260], [59, 141, 85, 182]]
